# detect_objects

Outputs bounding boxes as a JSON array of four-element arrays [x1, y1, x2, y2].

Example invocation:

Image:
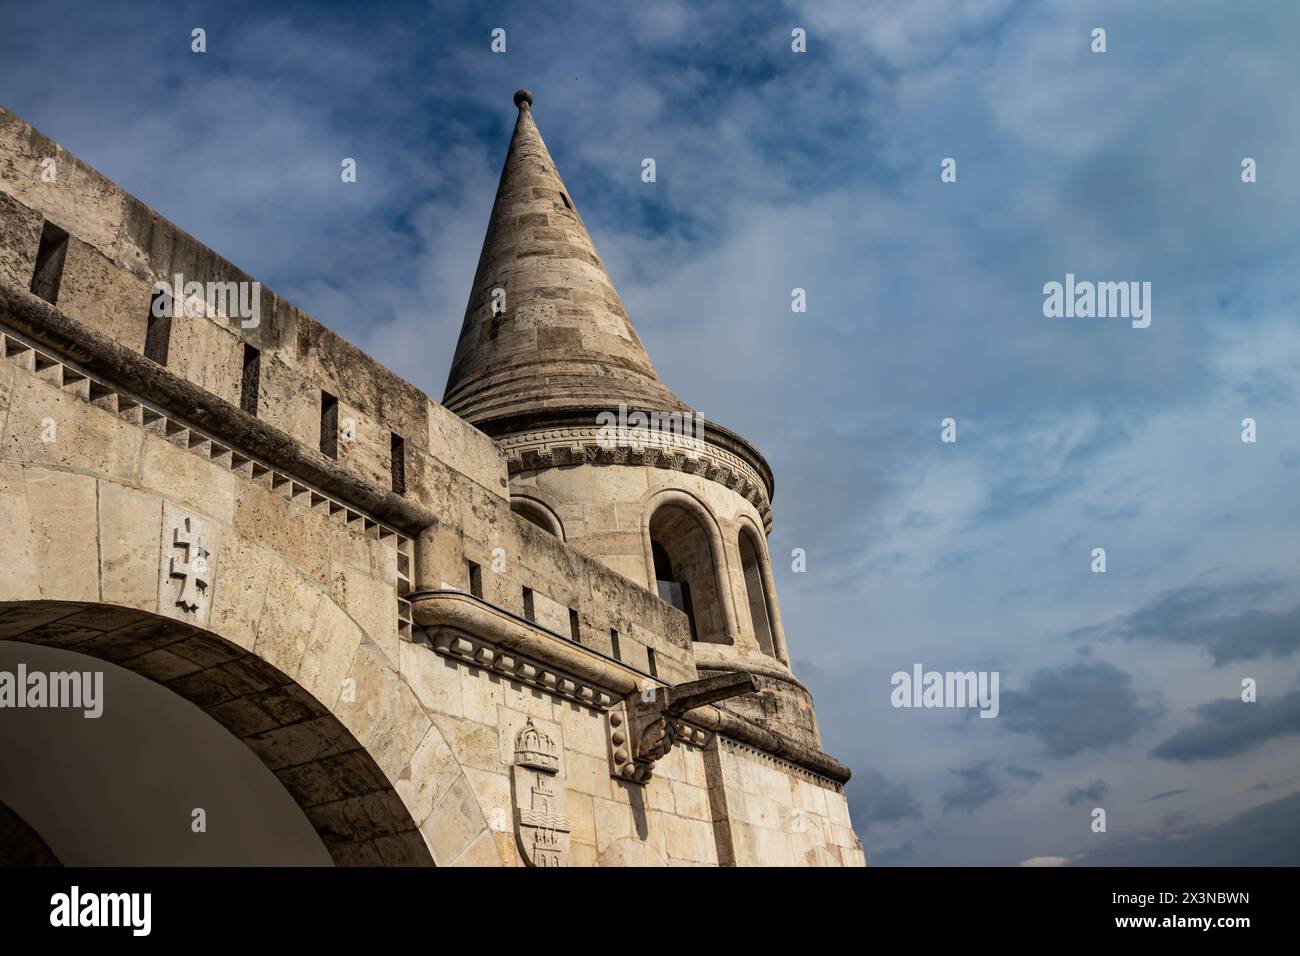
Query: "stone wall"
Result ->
[[709, 739, 864, 867]]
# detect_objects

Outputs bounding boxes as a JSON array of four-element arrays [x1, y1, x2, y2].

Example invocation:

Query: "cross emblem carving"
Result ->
[[169, 517, 210, 612]]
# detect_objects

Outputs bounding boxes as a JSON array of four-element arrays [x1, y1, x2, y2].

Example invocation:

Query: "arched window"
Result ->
[[739, 528, 776, 657], [649, 503, 730, 645], [511, 497, 563, 538]]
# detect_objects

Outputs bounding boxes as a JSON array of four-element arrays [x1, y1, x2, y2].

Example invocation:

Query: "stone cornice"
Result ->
[[487, 409, 775, 530], [408, 589, 851, 785], [717, 737, 846, 793]]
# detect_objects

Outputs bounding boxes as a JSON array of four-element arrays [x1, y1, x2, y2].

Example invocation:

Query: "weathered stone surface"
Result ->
[[441, 95, 692, 426], [208, 534, 277, 651], [234, 482, 329, 586], [2, 364, 142, 481], [296, 591, 364, 710], [24, 466, 99, 602], [253, 560, 323, 676], [395, 725, 463, 826], [57, 238, 151, 352], [97, 480, 163, 610], [422, 776, 489, 865], [0, 191, 42, 292], [139, 432, 238, 525], [597, 836, 668, 867], [398, 638, 463, 717], [360, 665, 431, 782], [329, 559, 396, 663], [166, 311, 242, 406], [449, 827, 502, 867], [155, 501, 222, 629]]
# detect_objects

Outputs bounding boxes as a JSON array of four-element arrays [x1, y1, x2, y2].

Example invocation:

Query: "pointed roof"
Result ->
[[442, 89, 692, 431]]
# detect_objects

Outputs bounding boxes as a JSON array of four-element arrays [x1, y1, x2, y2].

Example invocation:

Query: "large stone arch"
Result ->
[[0, 454, 506, 865], [0, 600, 445, 865]]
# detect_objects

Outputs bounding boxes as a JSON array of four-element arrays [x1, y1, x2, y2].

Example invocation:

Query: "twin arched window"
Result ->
[[650, 504, 728, 645], [648, 501, 777, 657]]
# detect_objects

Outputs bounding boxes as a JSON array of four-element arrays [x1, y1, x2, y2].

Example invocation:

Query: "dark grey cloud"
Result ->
[[1234, 366, 1296, 405], [1151, 687, 1300, 763], [1000, 660, 1162, 759], [1005, 765, 1042, 781], [970, 416, 1134, 529], [943, 762, 1000, 814], [1071, 791, 1300, 866], [1065, 779, 1110, 807], [849, 767, 924, 829], [1138, 789, 1189, 804], [869, 841, 917, 866], [1069, 580, 1300, 665]]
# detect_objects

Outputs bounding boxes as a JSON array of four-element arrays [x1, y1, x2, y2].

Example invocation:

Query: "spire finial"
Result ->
[[514, 89, 533, 110]]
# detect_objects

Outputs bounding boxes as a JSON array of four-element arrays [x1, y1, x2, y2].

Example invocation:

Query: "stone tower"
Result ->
[[445, 91, 821, 752]]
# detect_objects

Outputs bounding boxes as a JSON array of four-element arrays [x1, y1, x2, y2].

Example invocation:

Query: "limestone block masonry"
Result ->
[[0, 91, 864, 866]]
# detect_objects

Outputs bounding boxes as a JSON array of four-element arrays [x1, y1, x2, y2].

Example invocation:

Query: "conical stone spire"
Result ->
[[443, 89, 692, 432]]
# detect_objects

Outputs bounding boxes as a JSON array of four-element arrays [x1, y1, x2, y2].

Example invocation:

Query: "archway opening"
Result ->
[[0, 601, 433, 866], [0, 640, 331, 865], [739, 529, 776, 657], [649, 504, 730, 645]]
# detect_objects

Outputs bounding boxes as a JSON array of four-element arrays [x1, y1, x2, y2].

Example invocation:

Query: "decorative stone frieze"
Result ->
[[424, 628, 615, 711], [499, 426, 772, 527]]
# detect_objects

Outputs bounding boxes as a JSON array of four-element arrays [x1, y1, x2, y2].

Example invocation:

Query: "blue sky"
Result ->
[[4, 0, 1300, 865]]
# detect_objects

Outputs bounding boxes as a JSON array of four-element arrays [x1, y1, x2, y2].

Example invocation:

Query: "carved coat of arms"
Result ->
[[511, 719, 570, 867]]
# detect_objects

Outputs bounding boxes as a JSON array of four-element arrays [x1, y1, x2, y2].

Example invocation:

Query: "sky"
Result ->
[[2, 0, 1299, 865]]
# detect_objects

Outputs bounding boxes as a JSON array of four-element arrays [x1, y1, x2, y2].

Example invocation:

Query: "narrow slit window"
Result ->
[[390, 432, 406, 494], [646, 647, 658, 679], [144, 292, 172, 365], [30, 221, 69, 305], [522, 587, 535, 622], [467, 561, 482, 598], [610, 628, 621, 661], [569, 608, 581, 643], [239, 344, 260, 416], [560, 192, 572, 210], [320, 390, 339, 458]]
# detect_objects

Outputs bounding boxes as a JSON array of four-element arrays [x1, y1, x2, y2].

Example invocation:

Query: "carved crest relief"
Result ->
[[511, 719, 570, 867]]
